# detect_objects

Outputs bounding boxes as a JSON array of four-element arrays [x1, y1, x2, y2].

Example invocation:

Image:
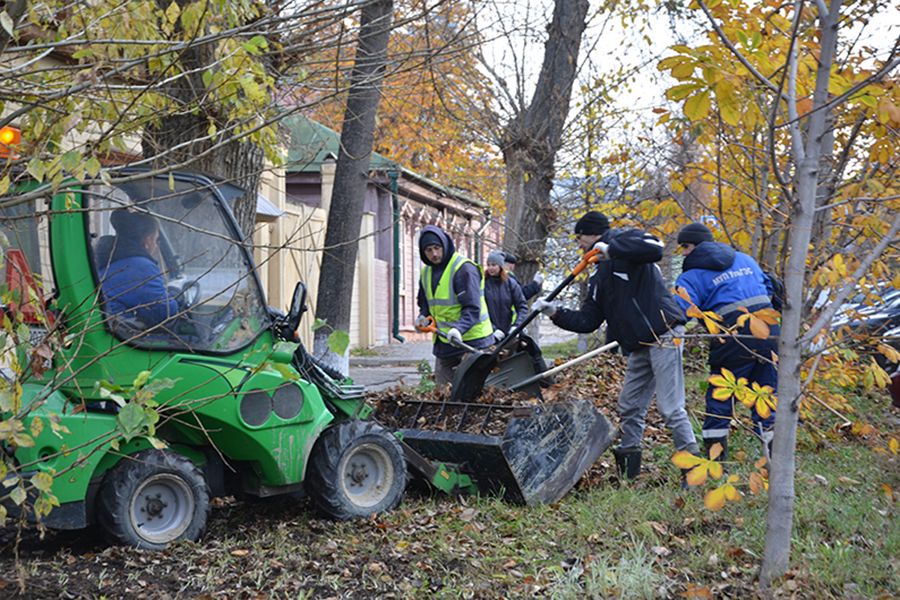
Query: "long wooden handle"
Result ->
[[509, 341, 619, 391]]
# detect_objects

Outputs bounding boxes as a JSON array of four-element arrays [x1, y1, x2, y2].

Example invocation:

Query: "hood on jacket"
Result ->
[[682, 241, 735, 272], [418, 225, 455, 269]]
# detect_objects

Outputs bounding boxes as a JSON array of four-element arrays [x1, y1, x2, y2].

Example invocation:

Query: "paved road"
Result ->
[[349, 363, 422, 391]]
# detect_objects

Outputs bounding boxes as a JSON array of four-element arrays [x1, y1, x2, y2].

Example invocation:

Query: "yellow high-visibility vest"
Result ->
[[421, 252, 493, 343]]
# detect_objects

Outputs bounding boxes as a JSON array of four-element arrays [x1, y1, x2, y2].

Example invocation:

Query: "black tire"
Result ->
[[97, 450, 210, 550], [306, 420, 406, 520]]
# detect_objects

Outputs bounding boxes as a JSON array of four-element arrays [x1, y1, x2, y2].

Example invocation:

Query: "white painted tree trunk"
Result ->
[[313, 0, 394, 376]]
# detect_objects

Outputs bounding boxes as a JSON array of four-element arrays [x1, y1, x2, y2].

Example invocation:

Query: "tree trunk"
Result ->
[[501, 0, 590, 285], [313, 0, 394, 374], [760, 0, 842, 586], [0, 0, 28, 55], [141, 0, 263, 237]]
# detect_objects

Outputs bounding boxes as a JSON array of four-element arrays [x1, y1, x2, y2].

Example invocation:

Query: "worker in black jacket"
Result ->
[[532, 211, 699, 480]]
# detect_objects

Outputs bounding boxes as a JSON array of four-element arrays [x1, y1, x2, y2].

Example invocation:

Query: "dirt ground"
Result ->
[[0, 345, 703, 598]]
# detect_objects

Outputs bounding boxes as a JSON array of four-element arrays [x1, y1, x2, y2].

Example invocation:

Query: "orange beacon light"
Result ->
[[0, 125, 22, 156]]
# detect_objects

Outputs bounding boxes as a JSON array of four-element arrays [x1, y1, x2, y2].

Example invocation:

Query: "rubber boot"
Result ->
[[704, 437, 728, 461], [613, 447, 641, 480]]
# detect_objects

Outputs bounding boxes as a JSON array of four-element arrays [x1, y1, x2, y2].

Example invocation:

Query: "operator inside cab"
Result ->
[[98, 209, 180, 329]]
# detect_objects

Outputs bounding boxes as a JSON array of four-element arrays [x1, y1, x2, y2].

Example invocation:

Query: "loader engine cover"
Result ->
[[376, 397, 612, 505]]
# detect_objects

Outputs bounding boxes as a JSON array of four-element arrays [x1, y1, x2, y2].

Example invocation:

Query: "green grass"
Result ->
[[542, 338, 579, 360]]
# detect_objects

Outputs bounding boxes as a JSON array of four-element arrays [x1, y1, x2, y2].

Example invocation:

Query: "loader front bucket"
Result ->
[[374, 397, 612, 504]]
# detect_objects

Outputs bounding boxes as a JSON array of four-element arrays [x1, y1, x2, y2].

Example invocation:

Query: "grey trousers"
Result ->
[[617, 327, 698, 452], [435, 354, 465, 388]]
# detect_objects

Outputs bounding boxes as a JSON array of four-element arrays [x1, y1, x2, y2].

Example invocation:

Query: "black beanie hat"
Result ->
[[503, 252, 518, 264], [677, 222, 714, 245], [419, 231, 441, 251], [574, 211, 610, 235]]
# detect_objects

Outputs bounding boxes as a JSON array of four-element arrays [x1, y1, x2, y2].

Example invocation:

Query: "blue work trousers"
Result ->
[[703, 357, 777, 441]]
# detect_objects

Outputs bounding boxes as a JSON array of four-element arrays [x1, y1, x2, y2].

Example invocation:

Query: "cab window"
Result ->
[[86, 177, 268, 353]]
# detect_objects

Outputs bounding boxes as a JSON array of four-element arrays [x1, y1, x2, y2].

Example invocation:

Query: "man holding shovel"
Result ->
[[532, 211, 700, 480], [415, 225, 494, 387]]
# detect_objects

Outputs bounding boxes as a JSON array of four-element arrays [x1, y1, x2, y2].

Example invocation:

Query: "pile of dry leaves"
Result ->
[[371, 351, 630, 434], [370, 347, 694, 491]]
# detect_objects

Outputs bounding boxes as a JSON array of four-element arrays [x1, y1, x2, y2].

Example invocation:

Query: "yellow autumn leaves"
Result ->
[[672, 446, 747, 512], [709, 368, 778, 420], [670, 365, 778, 512], [673, 446, 770, 512], [675, 287, 781, 345]]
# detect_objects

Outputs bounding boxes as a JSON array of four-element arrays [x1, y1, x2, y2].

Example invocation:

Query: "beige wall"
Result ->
[[252, 161, 381, 351], [252, 164, 331, 350], [253, 162, 499, 351]]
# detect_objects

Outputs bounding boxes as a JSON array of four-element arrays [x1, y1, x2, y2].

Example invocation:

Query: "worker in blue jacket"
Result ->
[[673, 222, 779, 460], [99, 209, 180, 329]]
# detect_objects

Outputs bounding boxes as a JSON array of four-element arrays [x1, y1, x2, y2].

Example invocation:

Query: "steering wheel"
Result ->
[[168, 279, 199, 310], [180, 280, 200, 309]]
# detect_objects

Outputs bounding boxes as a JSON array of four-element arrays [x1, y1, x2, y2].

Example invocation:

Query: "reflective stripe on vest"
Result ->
[[718, 295, 772, 320], [421, 253, 493, 342]]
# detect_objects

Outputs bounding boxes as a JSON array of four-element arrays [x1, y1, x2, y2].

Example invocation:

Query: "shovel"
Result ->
[[450, 247, 604, 403]]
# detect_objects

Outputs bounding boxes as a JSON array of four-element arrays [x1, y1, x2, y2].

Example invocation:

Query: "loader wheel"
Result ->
[[307, 420, 406, 520], [97, 450, 210, 550]]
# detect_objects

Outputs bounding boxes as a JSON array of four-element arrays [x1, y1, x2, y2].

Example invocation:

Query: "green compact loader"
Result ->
[[0, 169, 611, 550]]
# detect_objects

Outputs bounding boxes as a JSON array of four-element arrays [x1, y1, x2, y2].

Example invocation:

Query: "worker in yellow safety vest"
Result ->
[[415, 225, 494, 387]]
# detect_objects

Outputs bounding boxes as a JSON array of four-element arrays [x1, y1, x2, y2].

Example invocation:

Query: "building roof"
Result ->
[[256, 193, 284, 222], [281, 114, 486, 209]]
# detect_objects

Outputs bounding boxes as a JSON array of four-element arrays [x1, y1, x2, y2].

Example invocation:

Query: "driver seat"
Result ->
[[93, 235, 117, 269]]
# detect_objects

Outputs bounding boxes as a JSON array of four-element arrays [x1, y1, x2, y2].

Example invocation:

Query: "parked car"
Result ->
[[830, 288, 900, 338], [819, 287, 899, 406]]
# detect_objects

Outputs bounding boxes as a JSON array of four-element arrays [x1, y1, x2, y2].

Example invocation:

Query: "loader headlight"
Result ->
[[272, 384, 303, 420], [239, 390, 271, 427]]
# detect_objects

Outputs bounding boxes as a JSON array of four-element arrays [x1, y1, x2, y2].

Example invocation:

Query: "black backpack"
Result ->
[[763, 271, 785, 311]]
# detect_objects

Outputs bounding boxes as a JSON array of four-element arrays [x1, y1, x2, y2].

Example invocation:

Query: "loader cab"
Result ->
[[84, 173, 269, 354]]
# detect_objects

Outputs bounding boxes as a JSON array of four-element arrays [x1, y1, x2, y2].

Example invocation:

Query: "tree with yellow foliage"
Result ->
[[308, 0, 504, 209], [654, 0, 898, 587]]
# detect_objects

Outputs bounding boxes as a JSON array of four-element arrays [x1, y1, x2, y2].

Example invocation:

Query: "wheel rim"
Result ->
[[338, 442, 395, 509], [129, 474, 195, 544]]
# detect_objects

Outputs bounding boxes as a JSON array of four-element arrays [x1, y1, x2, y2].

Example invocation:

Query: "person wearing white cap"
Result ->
[[502, 252, 543, 301]]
